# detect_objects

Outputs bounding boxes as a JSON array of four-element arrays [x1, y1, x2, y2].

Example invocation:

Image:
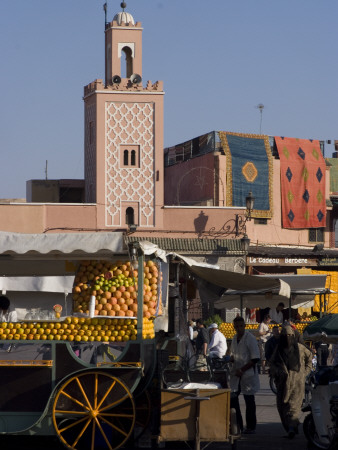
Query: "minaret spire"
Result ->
[[103, 3, 108, 27]]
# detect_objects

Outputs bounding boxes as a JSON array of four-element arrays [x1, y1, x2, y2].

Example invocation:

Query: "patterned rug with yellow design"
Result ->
[[219, 131, 273, 218]]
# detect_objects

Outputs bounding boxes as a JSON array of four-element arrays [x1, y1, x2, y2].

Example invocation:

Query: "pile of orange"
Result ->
[[0, 317, 155, 342], [142, 317, 155, 339], [219, 321, 313, 339], [72, 259, 163, 318]]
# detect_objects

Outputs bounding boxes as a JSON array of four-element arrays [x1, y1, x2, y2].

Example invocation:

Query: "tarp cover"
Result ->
[[303, 314, 338, 344], [0, 231, 125, 255], [214, 274, 327, 309], [189, 265, 289, 293]]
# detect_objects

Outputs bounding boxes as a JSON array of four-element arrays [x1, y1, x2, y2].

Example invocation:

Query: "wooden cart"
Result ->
[[159, 387, 239, 450]]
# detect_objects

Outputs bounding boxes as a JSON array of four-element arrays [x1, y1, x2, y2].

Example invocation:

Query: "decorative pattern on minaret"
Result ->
[[105, 101, 155, 227]]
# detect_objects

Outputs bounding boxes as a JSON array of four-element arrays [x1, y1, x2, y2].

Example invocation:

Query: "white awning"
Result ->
[[0, 231, 125, 256], [0, 232, 126, 276], [214, 274, 327, 309], [188, 265, 290, 297]]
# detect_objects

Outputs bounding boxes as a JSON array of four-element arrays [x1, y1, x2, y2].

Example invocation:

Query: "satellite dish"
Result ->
[[112, 75, 121, 84], [130, 73, 142, 84]]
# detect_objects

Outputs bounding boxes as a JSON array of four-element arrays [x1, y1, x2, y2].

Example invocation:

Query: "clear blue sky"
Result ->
[[1, 0, 337, 199]]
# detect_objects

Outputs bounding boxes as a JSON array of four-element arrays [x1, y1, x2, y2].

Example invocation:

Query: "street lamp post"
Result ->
[[235, 191, 255, 236]]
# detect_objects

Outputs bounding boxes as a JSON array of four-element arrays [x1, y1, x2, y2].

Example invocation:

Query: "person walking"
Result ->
[[195, 319, 209, 358], [269, 324, 312, 439], [314, 340, 329, 367], [265, 325, 281, 363], [187, 320, 195, 349], [229, 316, 260, 434], [258, 314, 271, 374], [331, 343, 338, 366]]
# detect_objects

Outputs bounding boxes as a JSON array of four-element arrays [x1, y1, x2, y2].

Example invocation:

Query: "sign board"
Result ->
[[318, 257, 338, 266], [247, 257, 318, 266]]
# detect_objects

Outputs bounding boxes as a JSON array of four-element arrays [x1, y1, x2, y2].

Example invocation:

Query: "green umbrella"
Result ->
[[303, 314, 338, 344]]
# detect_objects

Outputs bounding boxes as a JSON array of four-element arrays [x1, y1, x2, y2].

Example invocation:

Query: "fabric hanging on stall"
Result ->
[[219, 131, 273, 218], [249, 308, 257, 322], [275, 136, 326, 229]]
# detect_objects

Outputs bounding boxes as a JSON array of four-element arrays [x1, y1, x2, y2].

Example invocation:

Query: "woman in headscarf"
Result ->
[[269, 324, 312, 438]]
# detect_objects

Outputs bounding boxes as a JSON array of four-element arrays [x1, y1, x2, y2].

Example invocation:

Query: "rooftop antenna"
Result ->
[[255, 103, 265, 134], [103, 2, 108, 27], [45, 160, 48, 180]]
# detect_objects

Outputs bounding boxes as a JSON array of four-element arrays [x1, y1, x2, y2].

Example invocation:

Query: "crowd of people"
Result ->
[[188, 308, 338, 439]]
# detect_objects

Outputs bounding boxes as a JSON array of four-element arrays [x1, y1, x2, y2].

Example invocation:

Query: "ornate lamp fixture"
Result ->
[[205, 191, 255, 242], [234, 191, 255, 236], [245, 191, 255, 219]]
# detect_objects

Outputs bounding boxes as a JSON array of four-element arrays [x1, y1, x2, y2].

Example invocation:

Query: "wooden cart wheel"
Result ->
[[52, 371, 135, 450], [133, 389, 152, 441]]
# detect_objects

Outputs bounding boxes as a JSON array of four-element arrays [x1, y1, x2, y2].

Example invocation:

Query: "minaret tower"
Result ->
[[84, 2, 164, 230]]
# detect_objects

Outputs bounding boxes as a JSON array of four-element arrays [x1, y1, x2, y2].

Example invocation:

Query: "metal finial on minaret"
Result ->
[[103, 2, 108, 26], [121, 2, 127, 11]]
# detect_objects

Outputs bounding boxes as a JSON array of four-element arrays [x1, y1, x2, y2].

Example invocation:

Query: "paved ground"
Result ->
[[223, 373, 310, 450]]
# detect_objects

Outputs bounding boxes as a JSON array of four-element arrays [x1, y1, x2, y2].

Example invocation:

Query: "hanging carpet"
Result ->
[[327, 158, 338, 193], [219, 132, 273, 218], [275, 136, 326, 229]]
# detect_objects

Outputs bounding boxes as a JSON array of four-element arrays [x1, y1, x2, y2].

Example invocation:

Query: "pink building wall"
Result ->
[[0, 196, 330, 250]]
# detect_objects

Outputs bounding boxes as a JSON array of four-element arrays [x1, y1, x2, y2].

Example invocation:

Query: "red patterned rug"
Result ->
[[275, 136, 326, 229]]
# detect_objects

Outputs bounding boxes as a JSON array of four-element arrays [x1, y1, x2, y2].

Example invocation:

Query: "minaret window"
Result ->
[[121, 46, 133, 78], [123, 149, 129, 166], [131, 150, 136, 166], [126, 207, 135, 225], [120, 145, 140, 168]]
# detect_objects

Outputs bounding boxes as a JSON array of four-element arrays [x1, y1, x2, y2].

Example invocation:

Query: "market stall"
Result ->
[[0, 232, 168, 450]]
